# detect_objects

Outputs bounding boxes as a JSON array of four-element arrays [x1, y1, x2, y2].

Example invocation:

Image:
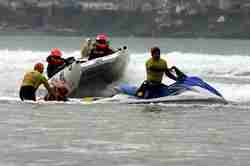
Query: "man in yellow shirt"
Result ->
[[136, 47, 186, 98], [19, 63, 55, 101]]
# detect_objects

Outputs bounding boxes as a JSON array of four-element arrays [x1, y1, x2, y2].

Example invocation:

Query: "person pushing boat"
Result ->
[[19, 63, 56, 101]]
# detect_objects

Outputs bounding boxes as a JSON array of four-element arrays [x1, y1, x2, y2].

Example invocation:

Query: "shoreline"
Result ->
[[1, 28, 250, 40]]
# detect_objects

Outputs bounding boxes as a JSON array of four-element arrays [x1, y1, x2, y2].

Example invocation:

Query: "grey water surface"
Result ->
[[1, 36, 250, 165], [0, 102, 250, 166]]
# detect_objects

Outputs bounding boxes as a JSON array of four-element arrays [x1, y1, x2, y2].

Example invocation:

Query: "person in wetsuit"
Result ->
[[19, 63, 55, 101], [46, 48, 67, 78], [136, 47, 186, 99]]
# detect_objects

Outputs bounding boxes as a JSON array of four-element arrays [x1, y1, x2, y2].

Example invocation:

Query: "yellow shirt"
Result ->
[[21, 70, 48, 89], [146, 58, 168, 83]]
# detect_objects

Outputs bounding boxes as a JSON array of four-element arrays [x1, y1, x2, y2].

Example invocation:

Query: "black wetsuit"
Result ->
[[46, 56, 75, 78], [19, 86, 36, 101], [46, 56, 65, 78]]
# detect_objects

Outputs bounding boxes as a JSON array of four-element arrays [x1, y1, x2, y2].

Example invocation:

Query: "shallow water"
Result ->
[[1, 36, 250, 165], [0, 102, 250, 166]]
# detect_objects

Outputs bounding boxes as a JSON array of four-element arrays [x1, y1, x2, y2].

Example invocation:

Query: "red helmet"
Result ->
[[34, 62, 44, 73], [96, 34, 108, 41], [50, 48, 62, 57], [96, 34, 109, 49]]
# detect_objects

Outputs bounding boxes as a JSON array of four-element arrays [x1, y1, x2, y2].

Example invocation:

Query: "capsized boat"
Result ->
[[47, 46, 129, 98], [71, 46, 129, 97], [47, 59, 82, 99]]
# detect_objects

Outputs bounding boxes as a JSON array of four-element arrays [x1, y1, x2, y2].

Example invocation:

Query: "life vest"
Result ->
[[89, 45, 113, 60], [21, 70, 48, 89], [47, 56, 65, 65], [146, 58, 168, 83]]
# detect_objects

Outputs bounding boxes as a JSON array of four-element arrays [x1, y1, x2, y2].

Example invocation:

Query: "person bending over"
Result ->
[[19, 63, 55, 101]]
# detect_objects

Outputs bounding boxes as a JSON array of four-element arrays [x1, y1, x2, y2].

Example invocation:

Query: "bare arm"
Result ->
[[43, 81, 56, 97]]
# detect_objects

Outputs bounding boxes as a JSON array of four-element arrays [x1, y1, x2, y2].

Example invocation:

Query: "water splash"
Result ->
[[1, 49, 250, 103]]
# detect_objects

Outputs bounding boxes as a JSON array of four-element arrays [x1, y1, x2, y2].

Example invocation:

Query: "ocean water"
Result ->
[[0, 35, 250, 165]]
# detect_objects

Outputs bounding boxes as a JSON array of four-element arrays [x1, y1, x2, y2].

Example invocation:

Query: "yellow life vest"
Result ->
[[146, 58, 168, 83], [21, 70, 48, 89]]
